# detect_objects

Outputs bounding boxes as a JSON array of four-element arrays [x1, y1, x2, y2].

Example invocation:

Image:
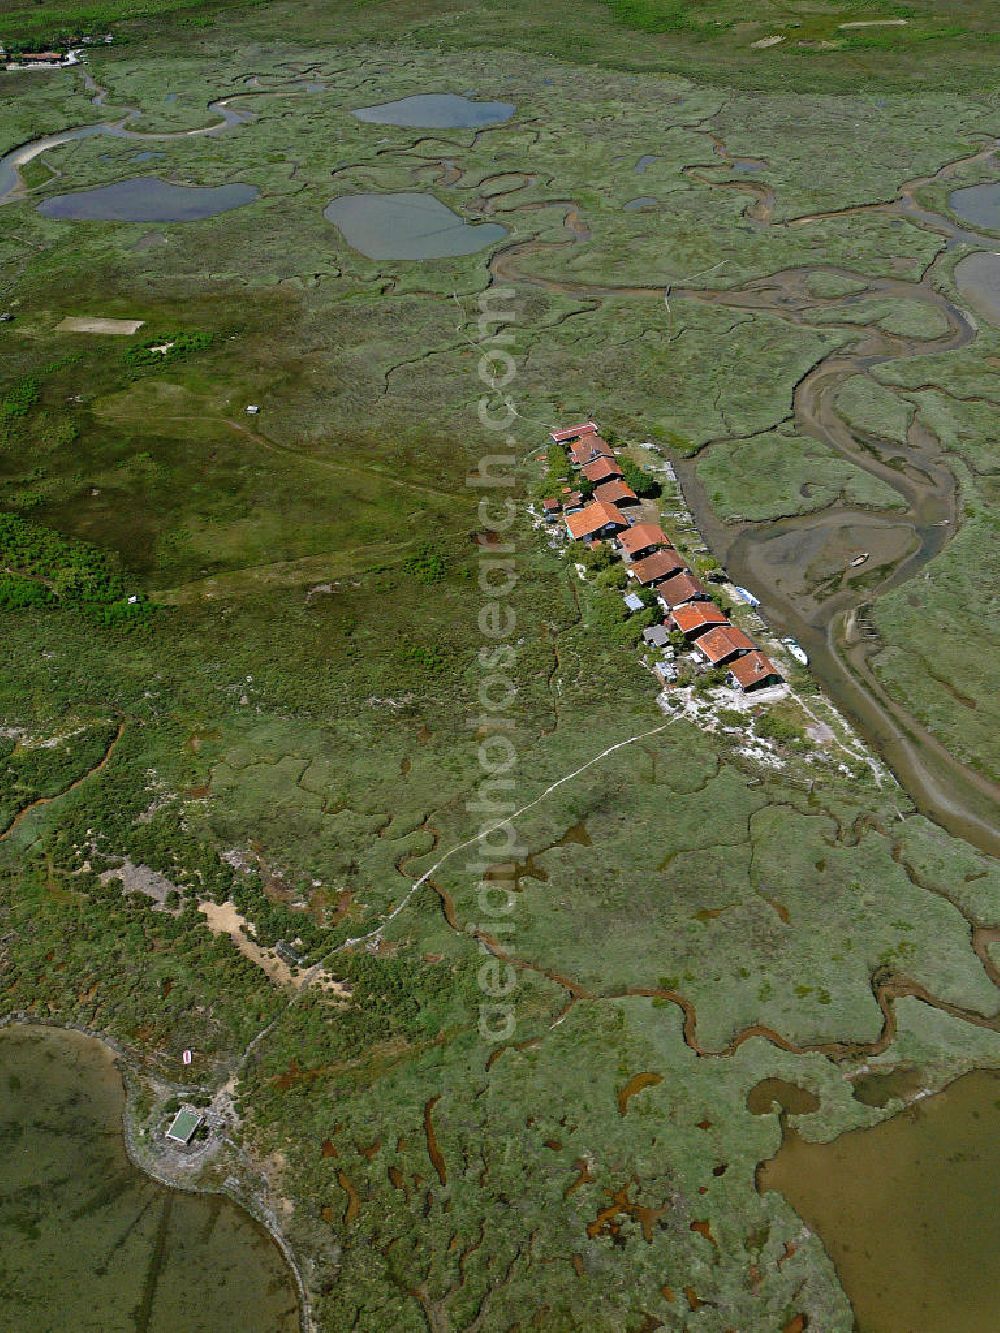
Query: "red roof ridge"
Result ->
[[593, 479, 638, 504], [619, 523, 669, 556], [729, 651, 783, 688], [631, 548, 684, 584], [696, 624, 755, 664], [673, 601, 728, 631], [581, 456, 623, 482], [551, 421, 598, 443], [565, 499, 627, 539]]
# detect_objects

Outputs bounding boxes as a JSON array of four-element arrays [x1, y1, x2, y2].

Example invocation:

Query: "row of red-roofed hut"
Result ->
[[546, 422, 783, 693], [543, 421, 643, 523]]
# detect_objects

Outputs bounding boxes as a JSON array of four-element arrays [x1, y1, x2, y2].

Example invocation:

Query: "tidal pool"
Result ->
[[38, 176, 259, 222], [635, 154, 658, 174], [624, 196, 657, 211], [955, 250, 1000, 326], [351, 93, 515, 128], [0, 1025, 299, 1330], [746, 1078, 820, 1116], [850, 1064, 927, 1108], [0, 125, 108, 206], [324, 191, 507, 260], [759, 1068, 1000, 1332], [948, 182, 1000, 231], [1, 96, 253, 210]]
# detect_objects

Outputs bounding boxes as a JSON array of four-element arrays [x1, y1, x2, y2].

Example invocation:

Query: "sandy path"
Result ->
[[199, 899, 349, 996]]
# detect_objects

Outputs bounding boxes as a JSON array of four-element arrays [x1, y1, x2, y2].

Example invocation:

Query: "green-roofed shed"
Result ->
[[166, 1106, 203, 1146]]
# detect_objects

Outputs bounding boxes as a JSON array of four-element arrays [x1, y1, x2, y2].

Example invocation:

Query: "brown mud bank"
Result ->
[[485, 145, 1000, 851], [758, 1068, 1000, 1333], [670, 265, 999, 854]]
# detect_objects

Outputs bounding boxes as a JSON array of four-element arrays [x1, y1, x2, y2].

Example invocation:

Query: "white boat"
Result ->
[[732, 585, 760, 607], [782, 636, 809, 666], [850, 552, 869, 568]]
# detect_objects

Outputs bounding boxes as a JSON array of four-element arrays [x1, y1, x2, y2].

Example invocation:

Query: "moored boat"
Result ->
[[782, 636, 809, 666]]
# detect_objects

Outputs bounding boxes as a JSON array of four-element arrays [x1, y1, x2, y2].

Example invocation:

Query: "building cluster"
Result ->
[[543, 421, 783, 694], [1, 35, 111, 70], [2, 49, 84, 69]]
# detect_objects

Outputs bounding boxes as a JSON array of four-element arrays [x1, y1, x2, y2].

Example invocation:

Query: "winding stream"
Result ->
[[479, 142, 1000, 855], [1, 69, 996, 849], [0, 72, 253, 208], [669, 268, 1000, 855]]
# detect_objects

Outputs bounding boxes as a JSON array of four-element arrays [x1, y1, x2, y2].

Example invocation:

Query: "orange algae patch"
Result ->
[[616, 1071, 663, 1116]]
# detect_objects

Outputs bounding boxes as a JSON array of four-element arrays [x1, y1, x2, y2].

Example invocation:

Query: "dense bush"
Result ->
[[755, 709, 806, 744], [538, 443, 571, 497], [586, 586, 657, 647], [402, 541, 449, 584], [594, 564, 627, 590], [0, 573, 55, 610], [717, 708, 746, 729], [618, 458, 661, 498], [577, 541, 618, 573], [0, 376, 40, 423], [124, 330, 213, 370], [604, 1, 700, 35], [0, 513, 153, 624]]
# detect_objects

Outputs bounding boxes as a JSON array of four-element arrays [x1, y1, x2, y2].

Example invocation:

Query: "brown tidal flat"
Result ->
[[758, 1069, 1000, 1332]]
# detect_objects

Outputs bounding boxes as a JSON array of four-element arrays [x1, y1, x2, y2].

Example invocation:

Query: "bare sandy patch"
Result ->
[[806, 720, 836, 744], [100, 859, 179, 909], [57, 317, 145, 335], [198, 899, 350, 998], [314, 973, 352, 999], [200, 899, 295, 985], [839, 18, 908, 28]]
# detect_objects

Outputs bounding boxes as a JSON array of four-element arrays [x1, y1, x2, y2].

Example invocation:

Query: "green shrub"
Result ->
[[402, 541, 449, 583], [618, 458, 661, 498], [693, 554, 722, 579], [694, 666, 727, 693], [539, 443, 571, 496], [587, 586, 657, 647], [594, 564, 627, 590], [717, 708, 745, 729], [605, 0, 699, 34], [0, 376, 40, 422], [0, 573, 55, 609], [0, 513, 153, 624], [577, 541, 618, 573], [755, 710, 805, 744], [124, 330, 213, 370]]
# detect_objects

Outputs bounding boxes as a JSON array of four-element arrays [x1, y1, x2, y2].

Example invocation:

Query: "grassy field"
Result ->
[[2, 0, 999, 92], [0, 3, 997, 1328], [697, 426, 904, 520], [846, 307, 1000, 782]]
